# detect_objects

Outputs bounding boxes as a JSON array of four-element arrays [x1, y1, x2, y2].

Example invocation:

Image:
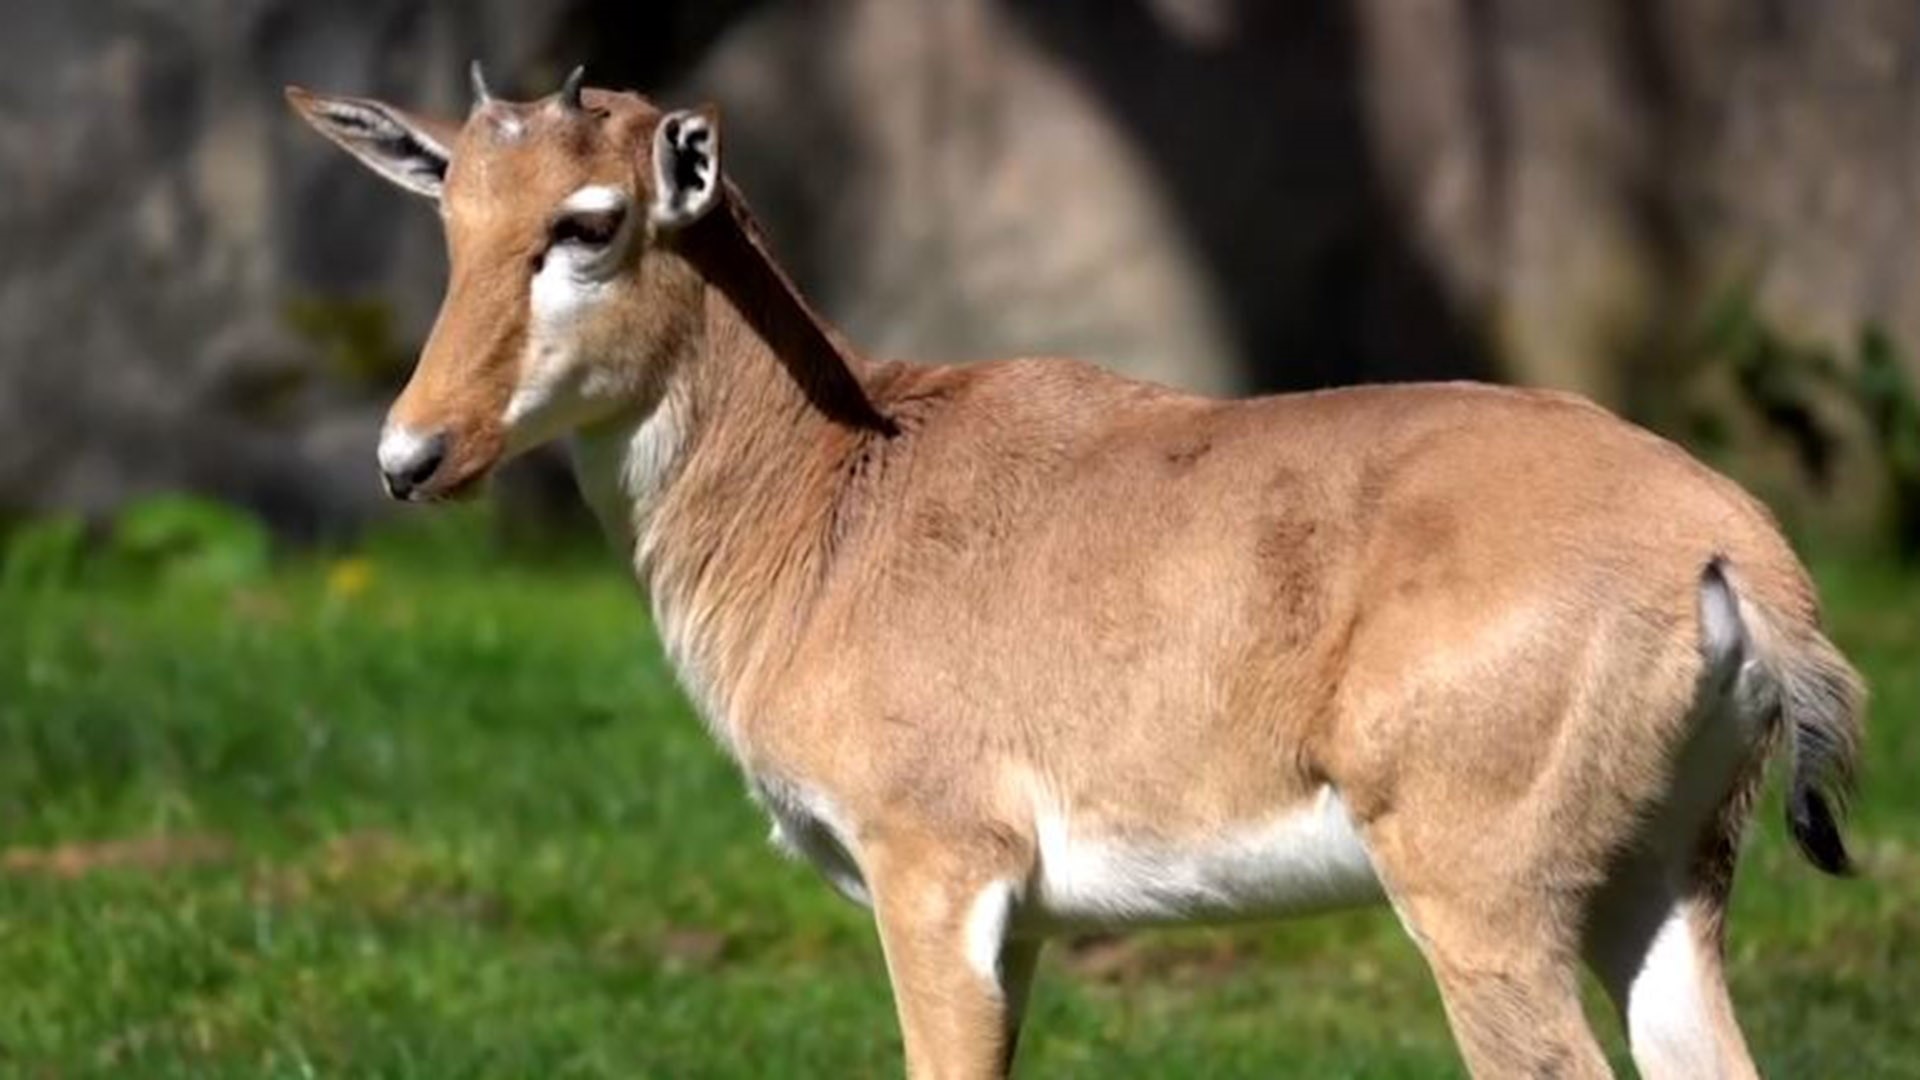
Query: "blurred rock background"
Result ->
[[3, 0, 1918, 541]]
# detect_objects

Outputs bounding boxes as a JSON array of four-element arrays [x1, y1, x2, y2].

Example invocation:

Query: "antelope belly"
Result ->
[[1028, 786, 1385, 929]]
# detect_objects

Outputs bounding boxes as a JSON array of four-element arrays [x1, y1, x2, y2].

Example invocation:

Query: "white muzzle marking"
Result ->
[[378, 424, 435, 479]]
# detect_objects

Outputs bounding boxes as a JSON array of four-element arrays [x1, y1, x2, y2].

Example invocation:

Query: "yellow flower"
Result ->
[[327, 557, 374, 599]]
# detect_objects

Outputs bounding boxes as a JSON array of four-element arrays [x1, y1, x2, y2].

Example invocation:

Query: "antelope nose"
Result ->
[[378, 427, 448, 501]]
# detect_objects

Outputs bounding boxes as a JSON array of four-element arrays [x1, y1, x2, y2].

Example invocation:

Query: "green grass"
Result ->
[[1, 531, 1915, 1077]]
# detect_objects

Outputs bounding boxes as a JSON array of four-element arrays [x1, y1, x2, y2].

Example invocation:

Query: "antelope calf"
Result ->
[[288, 68, 1865, 1078]]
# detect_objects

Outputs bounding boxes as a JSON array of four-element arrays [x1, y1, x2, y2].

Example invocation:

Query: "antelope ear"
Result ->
[[285, 86, 456, 200], [649, 107, 721, 230]]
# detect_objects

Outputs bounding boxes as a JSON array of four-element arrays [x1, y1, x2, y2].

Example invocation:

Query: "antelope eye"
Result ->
[[549, 206, 625, 248]]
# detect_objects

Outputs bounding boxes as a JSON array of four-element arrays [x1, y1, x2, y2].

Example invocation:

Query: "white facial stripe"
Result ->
[[558, 184, 627, 214], [963, 881, 1018, 992], [528, 185, 633, 328], [506, 184, 638, 445]]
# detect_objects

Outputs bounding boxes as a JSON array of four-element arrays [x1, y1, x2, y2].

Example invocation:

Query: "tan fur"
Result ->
[[289, 80, 1866, 1078]]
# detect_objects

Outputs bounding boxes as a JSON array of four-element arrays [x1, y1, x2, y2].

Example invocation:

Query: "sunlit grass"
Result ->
[[0, 532, 1914, 1076]]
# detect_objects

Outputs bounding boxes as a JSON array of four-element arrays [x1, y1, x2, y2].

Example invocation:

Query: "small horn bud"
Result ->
[[558, 65, 585, 111], [469, 60, 493, 106]]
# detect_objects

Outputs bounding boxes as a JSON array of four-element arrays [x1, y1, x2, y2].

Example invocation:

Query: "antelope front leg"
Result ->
[[868, 843, 1038, 1079]]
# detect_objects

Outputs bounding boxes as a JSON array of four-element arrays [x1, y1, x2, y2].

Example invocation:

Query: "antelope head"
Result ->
[[286, 65, 723, 501]]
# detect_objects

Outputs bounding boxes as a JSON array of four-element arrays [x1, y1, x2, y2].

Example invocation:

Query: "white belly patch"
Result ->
[[1029, 785, 1383, 929], [752, 776, 1383, 932]]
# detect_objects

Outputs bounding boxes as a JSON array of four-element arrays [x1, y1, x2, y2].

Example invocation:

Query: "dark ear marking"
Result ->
[[316, 101, 447, 184], [649, 108, 721, 229], [286, 88, 452, 200], [669, 131, 713, 207]]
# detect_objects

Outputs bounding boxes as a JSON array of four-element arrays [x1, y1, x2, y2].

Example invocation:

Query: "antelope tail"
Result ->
[[1701, 557, 1866, 876]]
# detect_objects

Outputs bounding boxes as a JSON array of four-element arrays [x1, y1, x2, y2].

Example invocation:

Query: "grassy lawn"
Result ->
[[1, 517, 1915, 1077]]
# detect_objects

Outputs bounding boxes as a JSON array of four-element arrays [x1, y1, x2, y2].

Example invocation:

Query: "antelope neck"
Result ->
[[571, 194, 893, 748]]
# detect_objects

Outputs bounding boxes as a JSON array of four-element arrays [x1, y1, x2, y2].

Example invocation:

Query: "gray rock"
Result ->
[[2, 0, 1914, 529]]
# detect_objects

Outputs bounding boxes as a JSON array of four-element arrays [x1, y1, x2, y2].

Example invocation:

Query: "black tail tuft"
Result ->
[[1788, 785, 1855, 876], [1777, 628, 1867, 878], [1705, 557, 1865, 879]]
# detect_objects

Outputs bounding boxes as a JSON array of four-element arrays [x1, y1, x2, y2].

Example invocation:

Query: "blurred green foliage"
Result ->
[[107, 495, 272, 589], [0, 513, 87, 592], [2, 495, 272, 596], [1854, 327, 1920, 558], [1695, 288, 1920, 560], [281, 295, 411, 389], [0, 490, 606, 608]]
